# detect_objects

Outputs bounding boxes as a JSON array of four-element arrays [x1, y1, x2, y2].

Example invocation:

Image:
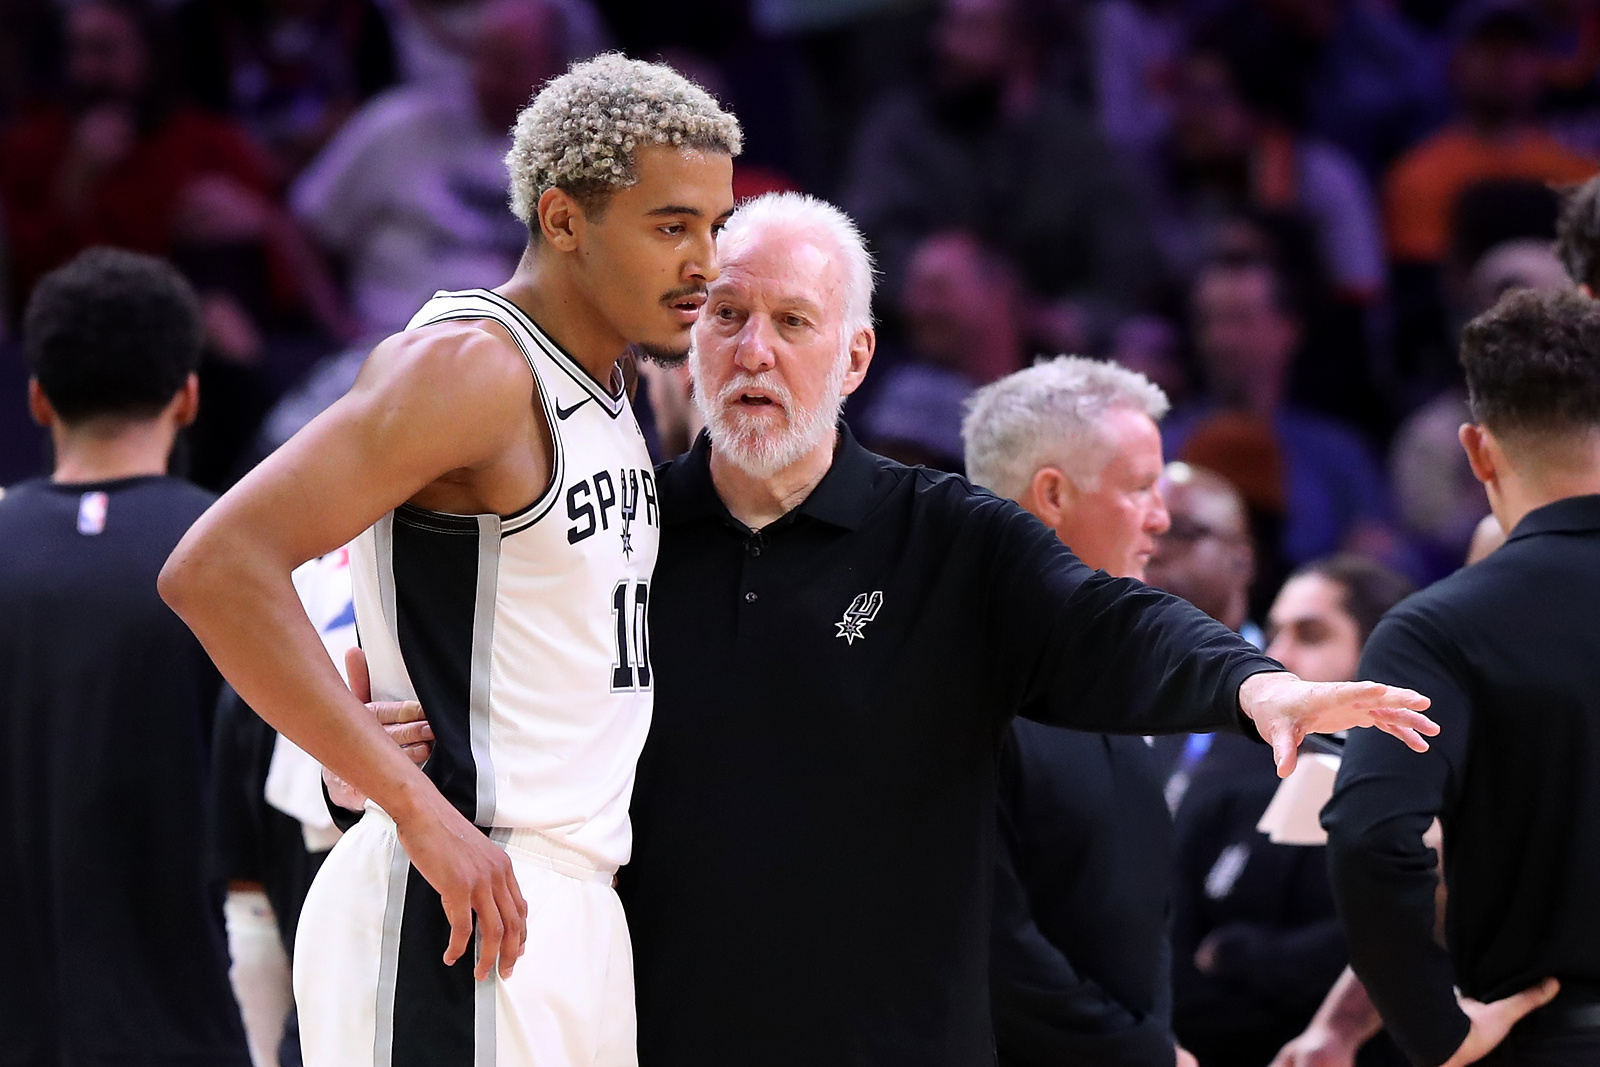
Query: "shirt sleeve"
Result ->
[[979, 498, 1280, 735], [1321, 609, 1472, 1067], [991, 736, 1177, 1067]]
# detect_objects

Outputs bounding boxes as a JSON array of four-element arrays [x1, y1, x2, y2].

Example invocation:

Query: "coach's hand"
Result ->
[[1238, 671, 1437, 777], [322, 647, 434, 811], [1439, 979, 1559, 1067]]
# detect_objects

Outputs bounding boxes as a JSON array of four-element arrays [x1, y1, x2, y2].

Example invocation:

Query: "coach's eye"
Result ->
[[659, 224, 685, 237]]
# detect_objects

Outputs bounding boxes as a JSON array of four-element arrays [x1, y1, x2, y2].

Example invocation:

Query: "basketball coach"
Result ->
[[1323, 287, 1600, 1067]]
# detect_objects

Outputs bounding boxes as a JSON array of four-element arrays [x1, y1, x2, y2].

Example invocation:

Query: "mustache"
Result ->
[[716, 371, 793, 410], [661, 284, 708, 305]]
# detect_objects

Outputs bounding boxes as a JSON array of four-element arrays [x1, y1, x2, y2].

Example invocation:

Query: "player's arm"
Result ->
[[160, 325, 533, 980]]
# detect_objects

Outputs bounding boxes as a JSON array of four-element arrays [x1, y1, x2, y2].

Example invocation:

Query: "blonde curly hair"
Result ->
[[507, 53, 742, 227]]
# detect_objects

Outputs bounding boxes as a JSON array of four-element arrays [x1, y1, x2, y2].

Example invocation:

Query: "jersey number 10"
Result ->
[[611, 580, 651, 692]]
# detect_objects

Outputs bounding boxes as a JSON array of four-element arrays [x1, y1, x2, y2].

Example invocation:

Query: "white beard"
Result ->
[[691, 348, 850, 480]]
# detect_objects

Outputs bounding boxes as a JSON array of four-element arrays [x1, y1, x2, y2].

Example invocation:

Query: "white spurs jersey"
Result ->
[[349, 289, 659, 869]]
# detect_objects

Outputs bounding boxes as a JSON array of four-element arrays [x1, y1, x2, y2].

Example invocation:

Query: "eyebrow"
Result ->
[[646, 204, 737, 221]]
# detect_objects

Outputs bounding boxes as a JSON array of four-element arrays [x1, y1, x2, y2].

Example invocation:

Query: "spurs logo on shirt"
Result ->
[[835, 591, 884, 645], [348, 288, 659, 870]]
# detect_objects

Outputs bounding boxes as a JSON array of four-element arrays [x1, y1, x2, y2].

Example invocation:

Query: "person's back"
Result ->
[[0, 247, 248, 1064], [1325, 286, 1600, 1067], [1339, 520, 1600, 988]]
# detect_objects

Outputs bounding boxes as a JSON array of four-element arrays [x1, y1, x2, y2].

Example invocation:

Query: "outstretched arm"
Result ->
[[984, 503, 1434, 772], [160, 324, 537, 980]]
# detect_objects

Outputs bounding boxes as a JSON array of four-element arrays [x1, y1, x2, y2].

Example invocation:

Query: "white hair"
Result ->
[[962, 355, 1170, 501], [506, 53, 742, 226], [717, 192, 875, 340]]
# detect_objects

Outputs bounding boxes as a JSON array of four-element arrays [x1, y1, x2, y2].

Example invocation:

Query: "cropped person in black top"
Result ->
[[1324, 287, 1600, 1067]]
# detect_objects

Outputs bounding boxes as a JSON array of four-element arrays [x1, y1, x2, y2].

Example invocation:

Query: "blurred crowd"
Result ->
[[3, 0, 1598, 602]]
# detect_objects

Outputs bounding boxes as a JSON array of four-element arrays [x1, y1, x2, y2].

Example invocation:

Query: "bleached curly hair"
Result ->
[[507, 53, 742, 228]]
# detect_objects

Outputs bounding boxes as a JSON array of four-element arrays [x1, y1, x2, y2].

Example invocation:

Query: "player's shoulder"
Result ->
[[367, 317, 533, 396]]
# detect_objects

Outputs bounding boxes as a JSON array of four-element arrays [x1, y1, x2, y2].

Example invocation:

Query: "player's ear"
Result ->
[[26, 379, 55, 428], [538, 187, 584, 251], [1459, 423, 1497, 486], [170, 374, 201, 429]]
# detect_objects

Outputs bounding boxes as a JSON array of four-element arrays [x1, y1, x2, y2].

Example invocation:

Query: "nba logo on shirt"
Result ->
[[77, 491, 108, 536]]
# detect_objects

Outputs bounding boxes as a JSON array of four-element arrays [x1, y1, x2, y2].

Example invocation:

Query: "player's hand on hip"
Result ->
[[1238, 671, 1437, 777], [1270, 1024, 1360, 1067], [394, 797, 529, 981], [1439, 980, 1560, 1067]]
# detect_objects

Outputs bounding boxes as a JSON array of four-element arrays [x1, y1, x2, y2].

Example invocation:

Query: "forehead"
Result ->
[[610, 145, 735, 216], [713, 230, 844, 311], [1270, 573, 1346, 622]]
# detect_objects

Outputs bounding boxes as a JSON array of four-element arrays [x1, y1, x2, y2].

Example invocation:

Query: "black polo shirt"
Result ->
[[620, 428, 1279, 1067], [1324, 494, 1600, 1067]]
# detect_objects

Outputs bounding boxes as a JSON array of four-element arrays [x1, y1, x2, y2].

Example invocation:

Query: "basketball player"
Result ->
[[159, 54, 741, 1066]]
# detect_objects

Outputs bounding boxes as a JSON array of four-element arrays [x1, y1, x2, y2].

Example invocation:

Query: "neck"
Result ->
[[51, 419, 175, 484], [709, 431, 839, 530], [1222, 369, 1284, 417], [497, 244, 633, 388], [1492, 464, 1600, 533]]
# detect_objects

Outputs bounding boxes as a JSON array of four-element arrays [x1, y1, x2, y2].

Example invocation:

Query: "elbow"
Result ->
[[158, 525, 218, 622]]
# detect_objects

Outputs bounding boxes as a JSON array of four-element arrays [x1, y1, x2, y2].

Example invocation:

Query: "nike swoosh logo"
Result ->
[[554, 397, 590, 420]]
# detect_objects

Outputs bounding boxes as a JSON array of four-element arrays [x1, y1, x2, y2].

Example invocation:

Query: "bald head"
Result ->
[[1145, 463, 1254, 631]]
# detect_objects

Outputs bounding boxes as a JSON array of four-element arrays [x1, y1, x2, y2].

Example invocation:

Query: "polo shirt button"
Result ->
[[748, 544, 762, 557], [744, 591, 758, 603]]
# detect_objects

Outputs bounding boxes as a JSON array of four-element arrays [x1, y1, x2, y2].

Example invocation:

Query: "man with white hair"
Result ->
[[615, 192, 1437, 1067], [160, 54, 741, 1067], [963, 357, 1198, 1067]]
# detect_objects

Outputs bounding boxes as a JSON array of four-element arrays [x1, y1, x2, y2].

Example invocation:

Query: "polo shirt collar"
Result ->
[[1505, 493, 1600, 543], [659, 422, 881, 531]]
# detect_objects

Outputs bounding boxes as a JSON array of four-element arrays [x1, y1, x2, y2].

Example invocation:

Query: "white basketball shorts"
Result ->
[[293, 809, 636, 1067]]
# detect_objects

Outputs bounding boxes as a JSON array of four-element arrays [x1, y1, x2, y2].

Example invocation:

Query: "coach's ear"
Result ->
[[1459, 423, 1498, 487], [839, 326, 876, 398]]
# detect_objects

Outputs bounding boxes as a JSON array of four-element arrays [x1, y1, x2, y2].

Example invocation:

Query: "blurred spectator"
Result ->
[[859, 231, 1024, 469], [1199, 0, 1448, 179], [1155, 41, 1385, 302], [1171, 554, 1415, 1067], [1554, 169, 1600, 292], [1389, 237, 1570, 573], [1092, 0, 1185, 167], [0, 248, 247, 1066], [1384, 3, 1596, 268], [1166, 257, 1392, 590], [170, 0, 398, 179], [1146, 461, 1256, 635], [842, 0, 1163, 332], [291, 0, 563, 336], [0, 0, 345, 333], [381, 0, 608, 89]]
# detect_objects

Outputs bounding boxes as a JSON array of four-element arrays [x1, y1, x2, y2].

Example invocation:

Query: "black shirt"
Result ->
[[1323, 494, 1600, 1067], [991, 723, 1178, 1067], [1171, 733, 1347, 1067], [620, 429, 1280, 1067], [0, 476, 249, 1066]]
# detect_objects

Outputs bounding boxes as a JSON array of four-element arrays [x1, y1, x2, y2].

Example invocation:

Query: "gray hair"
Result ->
[[962, 355, 1170, 501], [506, 53, 742, 227], [718, 191, 875, 341]]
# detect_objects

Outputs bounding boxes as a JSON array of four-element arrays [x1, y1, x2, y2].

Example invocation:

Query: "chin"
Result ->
[[636, 340, 690, 367]]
